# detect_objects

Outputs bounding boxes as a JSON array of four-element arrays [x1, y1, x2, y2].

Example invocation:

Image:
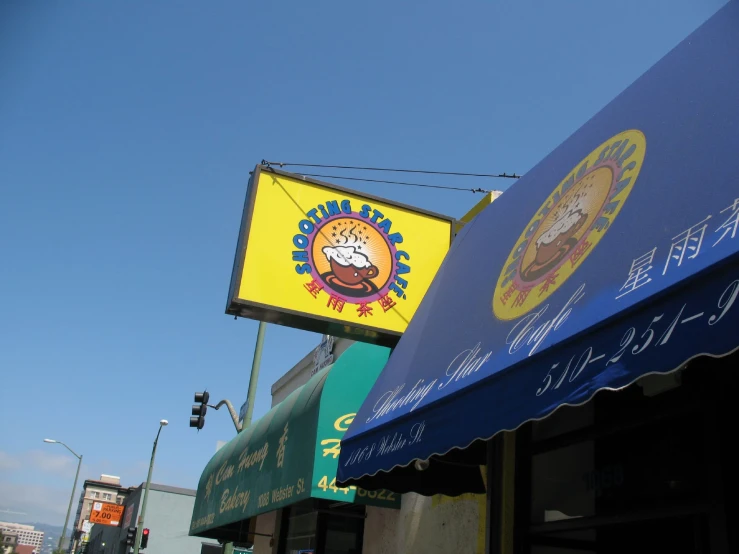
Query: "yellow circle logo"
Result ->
[[311, 217, 394, 299], [493, 130, 646, 321]]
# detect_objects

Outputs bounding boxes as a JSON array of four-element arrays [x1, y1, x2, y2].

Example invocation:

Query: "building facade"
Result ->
[[70, 476, 131, 554], [2, 530, 19, 554], [85, 483, 217, 554], [192, 335, 486, 554], [0, 524, 44, 551], [267, 337, 486, 554]]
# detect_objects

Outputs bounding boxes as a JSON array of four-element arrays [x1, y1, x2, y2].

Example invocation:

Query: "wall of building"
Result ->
[[84, 486, 120, 503], [87, 484, 217, 554], [251, 511, 276, 554], [263, 335, 487, 554], [145, 488, 211, 554], [270, 337, 355, 407], [363, 492, 486, 554], [70, 478, 129, 554]]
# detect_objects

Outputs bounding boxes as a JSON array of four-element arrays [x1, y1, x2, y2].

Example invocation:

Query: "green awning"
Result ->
[[189, 342, 400, 540]]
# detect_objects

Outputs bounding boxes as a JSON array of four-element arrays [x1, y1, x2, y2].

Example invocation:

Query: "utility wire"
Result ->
[[262, 160, 520, 179], [296, 172, 493, 194]]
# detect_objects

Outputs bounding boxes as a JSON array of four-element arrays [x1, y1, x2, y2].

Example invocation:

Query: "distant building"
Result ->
[[2, 530, 18, 554], [16, 545, 39, 554], [70, 476, 132, 554], [0, 524, 43, 551], [85, 483, 217, 554]]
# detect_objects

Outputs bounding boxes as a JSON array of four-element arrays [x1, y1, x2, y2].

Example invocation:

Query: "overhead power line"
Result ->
[[296, 173, 494, 194], [261, 160, 520, 180]]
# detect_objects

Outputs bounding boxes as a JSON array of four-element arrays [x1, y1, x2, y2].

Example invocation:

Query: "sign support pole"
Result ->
[[222, 321, 267, 554], [243, 321, 266, 430]]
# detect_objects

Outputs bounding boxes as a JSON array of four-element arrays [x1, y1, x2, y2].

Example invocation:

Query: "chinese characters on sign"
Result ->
[[714, 199, 739, 247], [616, 248, 656, 299], [663, 216, 711, 275], [617, 199, 739, 299], [276, 423, 288, 468]]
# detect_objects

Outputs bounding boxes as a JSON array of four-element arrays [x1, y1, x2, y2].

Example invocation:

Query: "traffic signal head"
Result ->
[[125, 527, 137, 547], [190, 405, 205, 429], [190, 391, 209, 430], [140, 529, 150, 549], [194, 391, 209, 404]]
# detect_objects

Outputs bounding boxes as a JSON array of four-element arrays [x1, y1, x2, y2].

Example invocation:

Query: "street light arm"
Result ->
[[154, 425, 163, 447], [57, 441, 82, 460], [209, 400, 242, 432]]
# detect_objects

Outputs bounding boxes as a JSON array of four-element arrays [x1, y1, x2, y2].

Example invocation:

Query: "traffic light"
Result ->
[[140, 529, 150, 549], [190, 391, 209, 429], [125, 527, 137, 547]]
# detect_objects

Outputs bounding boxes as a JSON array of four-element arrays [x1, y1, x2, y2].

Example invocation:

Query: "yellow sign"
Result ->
[[493, 130, 646, 320], [89, 502, 125, 526], [227, 166, 454, 343]]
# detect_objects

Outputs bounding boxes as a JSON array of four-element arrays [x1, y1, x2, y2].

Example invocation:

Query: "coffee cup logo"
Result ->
[[520, 180, 593, 281], [493, 130, 646, 321], [316, 220, 389, 297], [290, 200, 413, 318], [323, 245, 380, 291]]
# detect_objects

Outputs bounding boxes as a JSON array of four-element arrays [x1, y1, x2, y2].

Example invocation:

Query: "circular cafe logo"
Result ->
[[314, 217, 392, 297], [293, 200, 410, 317], [493, 129, 646, 321]]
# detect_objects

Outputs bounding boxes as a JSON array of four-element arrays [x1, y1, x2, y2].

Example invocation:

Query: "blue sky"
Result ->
[[0, 0, 727, 524]]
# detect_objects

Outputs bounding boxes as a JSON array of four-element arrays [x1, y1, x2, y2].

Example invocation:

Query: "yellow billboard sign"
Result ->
[[227, 166, 455, 345]]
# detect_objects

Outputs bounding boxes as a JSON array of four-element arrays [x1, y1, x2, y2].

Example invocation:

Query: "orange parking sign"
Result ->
[[89, 502, 125, 526]]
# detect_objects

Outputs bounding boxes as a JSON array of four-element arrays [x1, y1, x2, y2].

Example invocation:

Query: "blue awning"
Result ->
[[337, 0, 739, 493]]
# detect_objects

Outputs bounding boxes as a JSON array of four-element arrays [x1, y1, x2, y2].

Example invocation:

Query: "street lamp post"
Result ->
[[132, 420, 168, 554], [43, 439, 83, 553]]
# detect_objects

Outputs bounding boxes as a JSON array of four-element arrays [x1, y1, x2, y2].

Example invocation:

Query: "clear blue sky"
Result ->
[[0, 0, 727, 524]]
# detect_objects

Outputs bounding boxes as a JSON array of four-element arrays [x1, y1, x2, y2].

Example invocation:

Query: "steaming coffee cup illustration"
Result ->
[[520, 193, 588, 282], [321, 245, 381, 296]]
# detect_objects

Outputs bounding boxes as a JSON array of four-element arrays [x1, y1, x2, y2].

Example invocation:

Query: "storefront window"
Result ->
[[530, 413, 703, 524], [280, 502, 318, 553], [278, 500, 365, 554], [517, 369, 718, 554], [531, 441, 595, 523], [323, 507, 364, 554]]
